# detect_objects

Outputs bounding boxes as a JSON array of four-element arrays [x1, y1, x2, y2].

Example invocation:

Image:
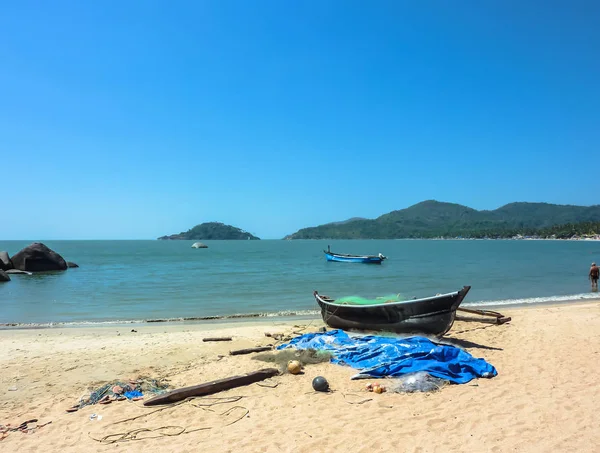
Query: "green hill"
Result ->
[[283, 201, 600, 239], [158, 222, 260, 240]]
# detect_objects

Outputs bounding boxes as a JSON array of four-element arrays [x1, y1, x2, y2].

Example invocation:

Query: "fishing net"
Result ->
[[74, 377, 171, 409], [336, 294, 407, 305], [252, 348, 332, 373], [387, 372, 449, 393]]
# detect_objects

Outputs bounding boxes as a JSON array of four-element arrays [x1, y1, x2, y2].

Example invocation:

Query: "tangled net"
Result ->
[[252, 348, 332, 373]]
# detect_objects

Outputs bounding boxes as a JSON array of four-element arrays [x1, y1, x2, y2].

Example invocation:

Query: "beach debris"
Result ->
[[373, 385, 386, 394], [143, 368, 279, 406], [203, 337, 233, 342], [253, 348, 332, 373], [365, 382, 386, 393], [0, 419, 51, 439], [90, 397, 249, 444], [265, 332, 282, 339], [131, 329, 137, 333], [67, 378, 170, 412], [229, 346, 272, 356], [456, 307, 511, 324], [7, 386, 17, 391], [312, 376, 329, 392], [287, 360, 302, 375], [265, 332, 292, 341], [388, 372, 448, 393], [89, 414, 103, 421]]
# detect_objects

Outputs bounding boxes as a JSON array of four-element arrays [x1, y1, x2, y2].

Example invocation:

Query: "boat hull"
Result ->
[[324, 251, 384, 264], [314, 286, 470, 336]]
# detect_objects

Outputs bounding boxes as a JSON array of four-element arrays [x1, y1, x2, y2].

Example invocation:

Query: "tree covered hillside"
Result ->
[[284, 201, 600, 239]]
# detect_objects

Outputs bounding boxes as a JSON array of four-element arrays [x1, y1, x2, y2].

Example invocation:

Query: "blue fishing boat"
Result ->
[[324, 246, 386, 264]]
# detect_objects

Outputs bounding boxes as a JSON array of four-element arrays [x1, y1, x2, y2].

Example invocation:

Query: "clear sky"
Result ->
[[1, 1, 598, 239]]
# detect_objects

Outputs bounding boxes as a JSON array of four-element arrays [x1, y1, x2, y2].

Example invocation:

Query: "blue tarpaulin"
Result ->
[[277, 330, 497, 384]]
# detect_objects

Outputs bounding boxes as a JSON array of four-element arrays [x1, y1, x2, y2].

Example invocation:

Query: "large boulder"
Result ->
[[0, 270, 9, 282], [10, 243, 68, 272], [0, 251, 12, 271]]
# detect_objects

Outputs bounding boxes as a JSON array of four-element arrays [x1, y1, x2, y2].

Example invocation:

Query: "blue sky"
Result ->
[[1, 1, 598, 239]]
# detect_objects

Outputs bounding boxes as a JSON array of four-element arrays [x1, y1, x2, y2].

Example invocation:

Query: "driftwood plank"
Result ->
[[457, 307, 504, 318], [229, 346, 272, 356], [143, 368, 279, 406], [456, 307, 511, 324], [202, 337, 232, 342]]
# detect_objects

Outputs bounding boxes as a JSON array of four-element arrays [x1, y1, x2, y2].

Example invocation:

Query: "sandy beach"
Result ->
[[1, 301, 600, 452]]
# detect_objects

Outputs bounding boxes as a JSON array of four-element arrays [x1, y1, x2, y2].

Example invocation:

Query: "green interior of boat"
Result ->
[[336, 294, 407, 305]]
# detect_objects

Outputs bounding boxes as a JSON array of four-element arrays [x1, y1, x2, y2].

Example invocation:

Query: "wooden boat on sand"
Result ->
[[313, 286, 471, 336]]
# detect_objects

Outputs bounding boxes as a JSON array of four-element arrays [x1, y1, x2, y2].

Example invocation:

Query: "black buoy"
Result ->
[[312, 376, 329, 392]]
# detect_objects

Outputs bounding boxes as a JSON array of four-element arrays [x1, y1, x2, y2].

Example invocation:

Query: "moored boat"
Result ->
[[313, 286, 471, 336], [324, 246, 386, 264]]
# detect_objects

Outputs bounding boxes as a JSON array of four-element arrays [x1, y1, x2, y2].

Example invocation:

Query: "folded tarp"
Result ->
[[277, 329, 497, 383]]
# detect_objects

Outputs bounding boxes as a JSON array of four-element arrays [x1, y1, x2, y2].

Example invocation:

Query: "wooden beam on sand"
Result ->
[[229, 346, 272, 356], [143, 368, 280, 406], [456, 307, 511, 325], [202, 337, 233, 342]]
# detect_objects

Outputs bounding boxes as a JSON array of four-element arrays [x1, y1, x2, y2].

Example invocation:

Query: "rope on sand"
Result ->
[[88, 396, 248, 444]]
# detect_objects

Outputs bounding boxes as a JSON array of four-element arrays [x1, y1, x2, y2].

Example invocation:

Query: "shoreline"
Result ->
[[1, 295, 599, 332]]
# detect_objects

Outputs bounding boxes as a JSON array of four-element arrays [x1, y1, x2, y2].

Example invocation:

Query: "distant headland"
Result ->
[[158, 222, 260, 241], [283, 200, 600, 240]]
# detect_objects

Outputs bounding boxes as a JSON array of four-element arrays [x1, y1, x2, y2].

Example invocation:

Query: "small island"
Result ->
[[158, 222, 260, 240]]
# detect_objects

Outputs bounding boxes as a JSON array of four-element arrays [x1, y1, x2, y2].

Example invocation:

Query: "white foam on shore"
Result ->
[[0, 309, 322, 328], [465, 292, 600, 308], [2, 294, 599, 328]]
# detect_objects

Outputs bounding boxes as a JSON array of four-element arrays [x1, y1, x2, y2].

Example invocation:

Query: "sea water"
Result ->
[[0, 239, 598, 325]]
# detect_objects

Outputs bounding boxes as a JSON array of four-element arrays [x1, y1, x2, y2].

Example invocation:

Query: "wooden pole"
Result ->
[[230, 346, 272, 356], [143, 368, 280, 406]]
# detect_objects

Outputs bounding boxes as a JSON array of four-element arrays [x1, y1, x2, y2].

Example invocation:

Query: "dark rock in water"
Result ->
[[0, 251, 12, 271], [67, 262, 79, 268], [0, 270, 10, 282], [5, 269, 33, 275], [11, 242, 68, 272]]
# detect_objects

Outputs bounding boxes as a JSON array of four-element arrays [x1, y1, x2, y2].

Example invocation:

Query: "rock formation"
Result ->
[[0, 251, 12, 271], [10, 243, 68, 272]]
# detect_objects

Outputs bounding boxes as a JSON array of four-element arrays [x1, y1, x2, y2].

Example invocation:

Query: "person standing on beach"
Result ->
[[590, 263, 599, 290]]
